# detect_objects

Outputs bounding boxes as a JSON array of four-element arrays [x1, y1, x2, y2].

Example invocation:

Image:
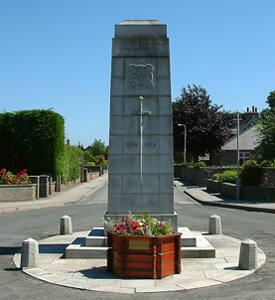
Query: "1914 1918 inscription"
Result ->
[[125, 141, 157, 148]]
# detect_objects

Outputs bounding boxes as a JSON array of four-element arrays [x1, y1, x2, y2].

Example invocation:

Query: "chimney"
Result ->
[[66, 138, 70, 145], [247, 107, 249, 112]]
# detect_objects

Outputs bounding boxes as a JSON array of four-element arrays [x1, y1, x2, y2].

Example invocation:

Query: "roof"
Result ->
[[222, 126, 261, 151]]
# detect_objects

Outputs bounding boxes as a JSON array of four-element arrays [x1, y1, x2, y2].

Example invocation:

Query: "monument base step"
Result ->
[[65, 227, 215, 259], [85, 227, 197, 247]]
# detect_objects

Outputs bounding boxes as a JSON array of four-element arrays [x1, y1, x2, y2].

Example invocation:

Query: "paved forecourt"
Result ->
[[13, 231, 266, 294]]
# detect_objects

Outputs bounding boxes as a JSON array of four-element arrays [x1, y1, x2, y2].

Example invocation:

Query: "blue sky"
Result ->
[[0, 0, 274, 146]]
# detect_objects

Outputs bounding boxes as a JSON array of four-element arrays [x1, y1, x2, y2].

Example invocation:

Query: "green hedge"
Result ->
[[240, 160, 263, 186], [0, 109, 64, 177], [62, 145, 83, 183]]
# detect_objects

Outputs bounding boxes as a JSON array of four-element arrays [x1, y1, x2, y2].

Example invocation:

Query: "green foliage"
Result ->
[[83, 139, 108, 166], [0, 110, 64, 177], [260, 160, 275, 168], [62, 145, 83, 183], [212, 173, 221, 181], [240, 160, 263, 186], [212, 170, 237, 183], [173, 84, 230, 161], [220, 170, 238, 183], [89, 139, 107, 157], [192, 161, 206, 169], [257, 104, 275, 160], [266, 90, 275, 109]]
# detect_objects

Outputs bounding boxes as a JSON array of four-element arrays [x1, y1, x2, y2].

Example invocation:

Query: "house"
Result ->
[[212, 125, 260, 165]]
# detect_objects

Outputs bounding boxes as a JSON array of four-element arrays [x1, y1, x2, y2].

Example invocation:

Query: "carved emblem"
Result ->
[[128, 64, 155, 89]]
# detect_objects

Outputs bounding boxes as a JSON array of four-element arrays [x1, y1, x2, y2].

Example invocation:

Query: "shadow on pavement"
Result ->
[[0, 246, 20, 255]]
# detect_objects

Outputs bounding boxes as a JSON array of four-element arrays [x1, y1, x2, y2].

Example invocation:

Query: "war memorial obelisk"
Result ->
[[105, 20, 177, 230]]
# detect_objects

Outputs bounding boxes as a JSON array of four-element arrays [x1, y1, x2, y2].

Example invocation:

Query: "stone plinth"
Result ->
[[105, 20, 177, 230]]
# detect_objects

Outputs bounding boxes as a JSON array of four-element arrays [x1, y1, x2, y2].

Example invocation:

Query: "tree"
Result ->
[[83, 139, 108, 166], [173, 85, 230, 162], [257, 91, 275, 160], [89, 139, 108, 158], [266, 90, 275, 109]]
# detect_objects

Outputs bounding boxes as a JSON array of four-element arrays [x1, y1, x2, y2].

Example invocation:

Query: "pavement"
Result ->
[[13, 231, 266, 294], [174, 181, 275, 214], [0, 175, 107, 213]]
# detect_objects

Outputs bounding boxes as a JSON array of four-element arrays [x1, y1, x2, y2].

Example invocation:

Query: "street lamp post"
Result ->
[[236, 112, 241, 200], [178, 123, 187, 163]]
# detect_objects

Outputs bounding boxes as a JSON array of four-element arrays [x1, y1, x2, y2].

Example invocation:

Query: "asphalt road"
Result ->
[[0, 184, 275, 300]]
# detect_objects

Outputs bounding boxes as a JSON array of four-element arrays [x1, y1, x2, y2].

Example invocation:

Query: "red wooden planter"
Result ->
[[107, 232, 181, 279]]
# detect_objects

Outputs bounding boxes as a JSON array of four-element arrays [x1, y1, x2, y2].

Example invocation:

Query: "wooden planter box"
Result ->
[[107, 233, 181, 279]]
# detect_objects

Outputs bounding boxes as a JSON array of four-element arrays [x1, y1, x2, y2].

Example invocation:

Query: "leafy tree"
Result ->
[[89, 139, 108, 158], [266, 90, 275, 109], [83, 139, 108, 166], [257, 91, 275, 160], [173, 84, 230, 162]]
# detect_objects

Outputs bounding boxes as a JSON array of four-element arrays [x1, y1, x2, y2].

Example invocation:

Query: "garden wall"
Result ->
[[174, 166, 233, 186], [175, 166, 275, 188], [206, 179, 275, 201], [0, 184, 37, 202]]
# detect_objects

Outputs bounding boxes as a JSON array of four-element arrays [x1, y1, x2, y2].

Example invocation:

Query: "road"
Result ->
[[0, 182, 275, 300]]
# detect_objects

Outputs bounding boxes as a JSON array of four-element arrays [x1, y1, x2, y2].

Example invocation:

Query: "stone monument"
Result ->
[[105, 20, 177, 230]]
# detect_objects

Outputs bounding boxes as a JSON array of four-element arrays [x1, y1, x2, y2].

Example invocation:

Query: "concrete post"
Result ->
[[20, 238, 39, 269], [238, 239, 257, 270], [29, 176, 40, 199], [55, 175, 61, 192], [48, 176, 53, 195], [39, 175, 49, 198], [81, 168, 88, 183], [60, 215, 73, 235], [209, 215, 222, 234]]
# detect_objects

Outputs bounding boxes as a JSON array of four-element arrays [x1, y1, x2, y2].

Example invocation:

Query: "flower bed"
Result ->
[[105, 214, 181, 279], [0, 169, 31, 185]]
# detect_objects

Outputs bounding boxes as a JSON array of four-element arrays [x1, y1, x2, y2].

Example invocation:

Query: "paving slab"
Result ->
[[13, 231, 266, 294]]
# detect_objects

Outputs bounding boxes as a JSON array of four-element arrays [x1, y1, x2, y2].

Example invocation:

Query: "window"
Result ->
[[240, 152, 250, 165]]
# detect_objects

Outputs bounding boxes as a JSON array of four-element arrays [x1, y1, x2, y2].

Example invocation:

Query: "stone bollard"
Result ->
[[81, 168, 88, 182], [48, 176, 53, 195], [29, 176, 40, 199], [55, 175, 61, 192], [60, 215, 73, 235], [209, 215, 222, 234], [238, 239, 257, 270], [20, 238, 39, 269], [39, 175, 49, 198]]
